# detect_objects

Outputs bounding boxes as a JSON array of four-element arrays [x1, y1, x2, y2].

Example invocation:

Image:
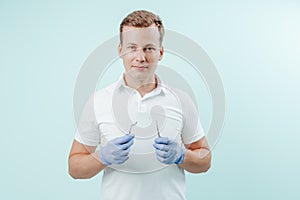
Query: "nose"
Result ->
[[135, 48, 145, 62]]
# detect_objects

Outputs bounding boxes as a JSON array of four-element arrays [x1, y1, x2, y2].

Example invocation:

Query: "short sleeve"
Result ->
[[74, 94, 101, 146], [175, 90, 205, 144]]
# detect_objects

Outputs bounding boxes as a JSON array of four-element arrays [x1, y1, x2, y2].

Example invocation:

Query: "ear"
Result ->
[[118, 43, 122, 57], [158, 46, 164, 61]]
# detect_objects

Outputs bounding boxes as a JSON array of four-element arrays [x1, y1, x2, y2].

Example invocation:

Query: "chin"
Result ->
[[134, 73, 148, 81], [126, 68, 154, 81]]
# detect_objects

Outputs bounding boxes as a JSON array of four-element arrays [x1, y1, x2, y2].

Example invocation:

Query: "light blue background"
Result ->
[[1, 0, 299, 199]]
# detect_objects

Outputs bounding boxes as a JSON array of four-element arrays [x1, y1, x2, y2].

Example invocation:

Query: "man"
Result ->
[[69, 10, 211, 200]]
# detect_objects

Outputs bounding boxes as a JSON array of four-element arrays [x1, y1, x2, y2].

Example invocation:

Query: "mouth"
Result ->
[[132, 66, 148, 70]]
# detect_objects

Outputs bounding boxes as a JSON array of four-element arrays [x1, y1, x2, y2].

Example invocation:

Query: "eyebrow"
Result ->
[[126, 43, 157, 47]]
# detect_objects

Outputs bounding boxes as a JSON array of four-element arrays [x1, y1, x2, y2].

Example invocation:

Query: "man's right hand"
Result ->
[[99, 134, 135, 166]]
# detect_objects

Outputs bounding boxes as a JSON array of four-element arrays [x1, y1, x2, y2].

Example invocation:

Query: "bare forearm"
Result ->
[[179, 148, 211, 173], [68, 151, 106, 179]]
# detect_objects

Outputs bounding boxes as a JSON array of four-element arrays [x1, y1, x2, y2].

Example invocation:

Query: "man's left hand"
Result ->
[[153, 137, 185, 165]]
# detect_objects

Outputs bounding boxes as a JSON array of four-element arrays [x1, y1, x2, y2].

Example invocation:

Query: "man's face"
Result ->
[[118, 24, 164, 83]]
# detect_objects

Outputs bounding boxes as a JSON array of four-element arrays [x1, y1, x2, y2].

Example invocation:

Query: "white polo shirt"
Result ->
[[75, 75, 205, 200]]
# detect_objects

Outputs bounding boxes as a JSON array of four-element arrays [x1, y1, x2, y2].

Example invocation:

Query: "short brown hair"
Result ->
[[119, 10, 164, 45]]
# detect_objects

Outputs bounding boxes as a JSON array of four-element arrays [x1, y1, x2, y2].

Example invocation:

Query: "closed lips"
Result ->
[[133, 66, 147, 68]]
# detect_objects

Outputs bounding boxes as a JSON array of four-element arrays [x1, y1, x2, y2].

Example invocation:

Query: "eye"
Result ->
[[144, 47, 156, 53], [127, 46, 137, 51]]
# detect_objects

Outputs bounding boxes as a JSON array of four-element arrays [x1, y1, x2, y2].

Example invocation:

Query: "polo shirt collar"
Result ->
[[116, 74, 166, 97]]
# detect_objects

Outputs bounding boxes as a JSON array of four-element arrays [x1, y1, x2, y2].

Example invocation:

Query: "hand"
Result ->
[[99, 134, 134, 166], [153, 137, 185, 165]]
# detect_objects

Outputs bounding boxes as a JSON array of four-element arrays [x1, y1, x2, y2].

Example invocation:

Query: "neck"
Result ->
[[124, 74, 157, 97]]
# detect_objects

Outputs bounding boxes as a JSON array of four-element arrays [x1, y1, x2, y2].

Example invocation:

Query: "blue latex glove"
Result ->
[[153, 137, 185, 165], [99, 134, 134, 166]]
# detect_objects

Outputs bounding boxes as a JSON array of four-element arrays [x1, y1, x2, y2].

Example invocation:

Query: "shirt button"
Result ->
[[138, 103, 146, 112]]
